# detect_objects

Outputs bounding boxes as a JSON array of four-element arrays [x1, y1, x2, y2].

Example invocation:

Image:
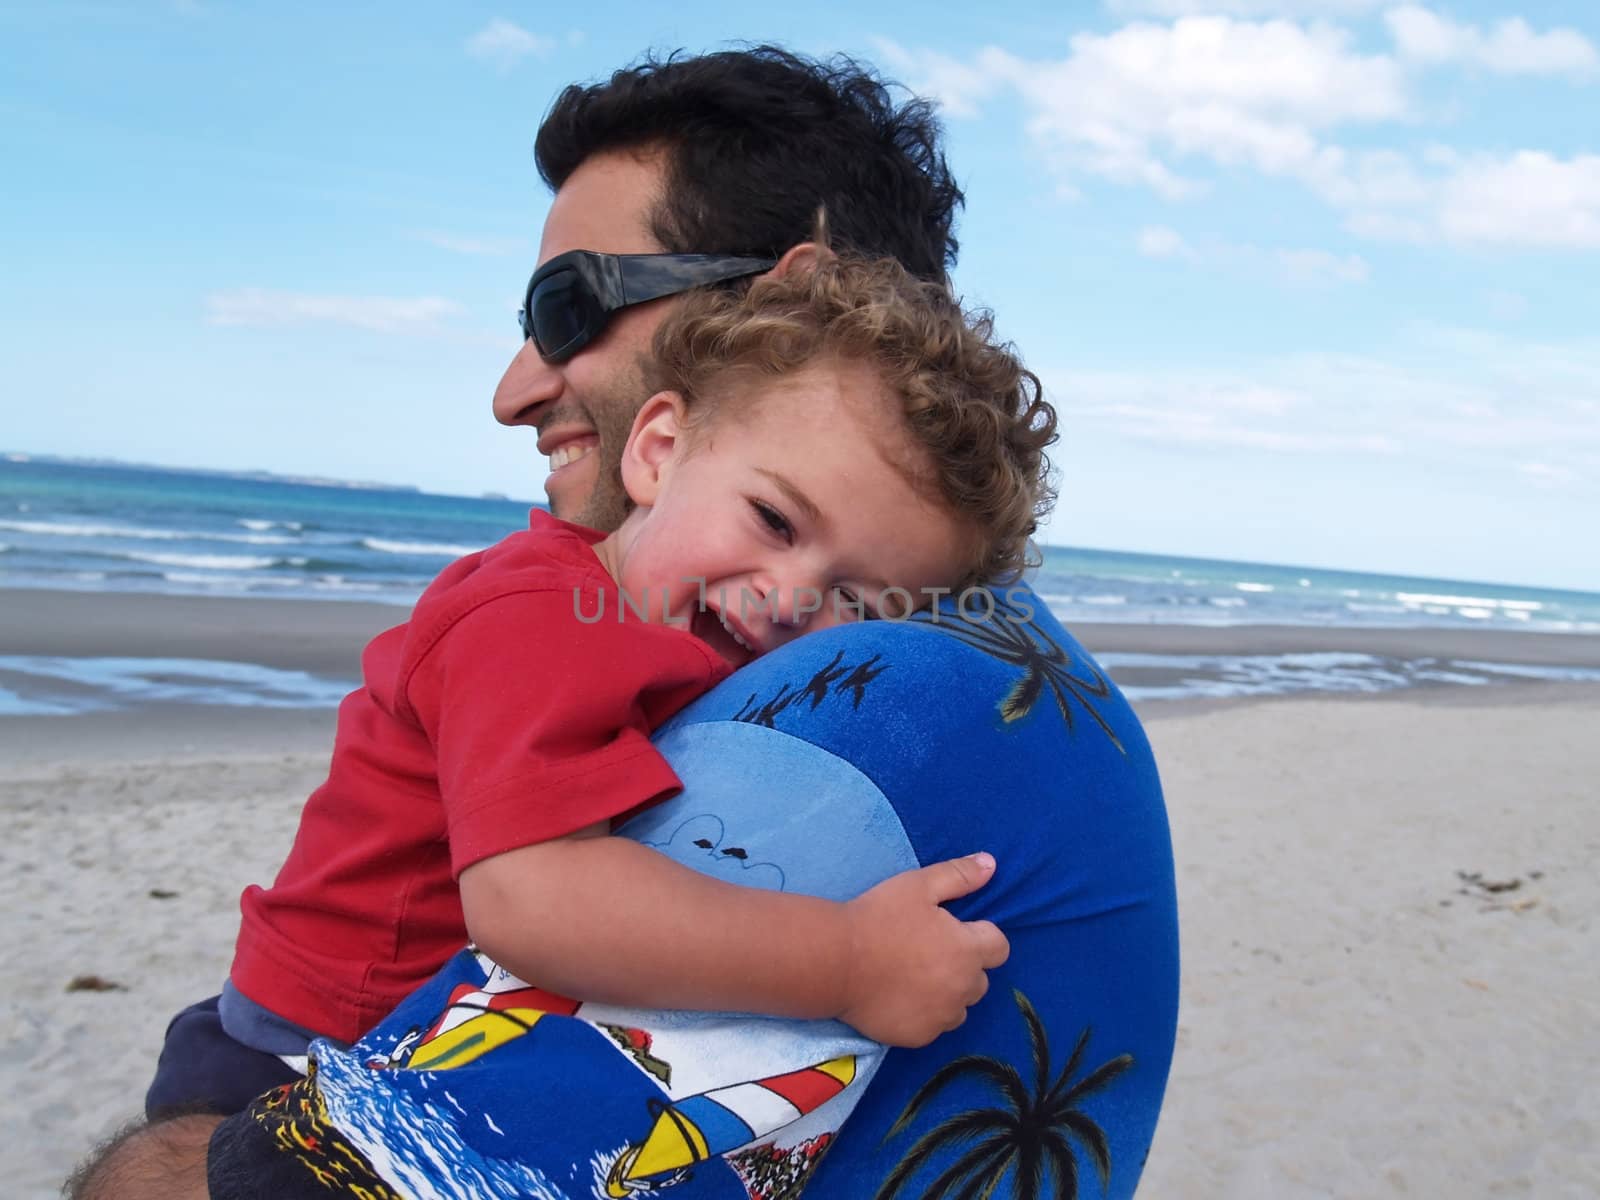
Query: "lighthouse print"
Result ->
[[605, 1056, 857, 1195]]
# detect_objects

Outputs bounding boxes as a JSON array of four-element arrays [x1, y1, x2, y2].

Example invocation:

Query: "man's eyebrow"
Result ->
[[754, 467, 823, 526]]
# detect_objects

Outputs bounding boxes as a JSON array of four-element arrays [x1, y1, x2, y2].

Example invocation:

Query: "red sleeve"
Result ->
[[399, 581, 726, 876]]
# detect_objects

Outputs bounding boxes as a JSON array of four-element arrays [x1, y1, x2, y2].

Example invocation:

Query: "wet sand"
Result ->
[[5, 584, 1598, 688]]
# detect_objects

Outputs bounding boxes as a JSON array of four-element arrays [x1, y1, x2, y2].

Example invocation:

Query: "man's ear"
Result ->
[[619, 390, 688, 508], [767, 240, 833, 279]]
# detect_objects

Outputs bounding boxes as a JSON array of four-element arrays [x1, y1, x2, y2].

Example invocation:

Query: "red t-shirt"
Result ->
[[230, 511, 732, 1043]]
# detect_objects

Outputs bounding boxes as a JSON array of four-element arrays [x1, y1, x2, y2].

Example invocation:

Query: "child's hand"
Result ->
[[838, 852, 1009, 1047]]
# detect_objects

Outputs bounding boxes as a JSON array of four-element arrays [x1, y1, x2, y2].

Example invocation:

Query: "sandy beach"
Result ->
[[3, 589, 1597, 1198]]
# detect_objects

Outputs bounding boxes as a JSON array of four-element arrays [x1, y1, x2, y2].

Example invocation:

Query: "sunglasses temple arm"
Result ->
[[618, 257, 776, 305]]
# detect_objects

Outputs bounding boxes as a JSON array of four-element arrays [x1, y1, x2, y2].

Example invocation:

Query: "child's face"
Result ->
[[597, 359, 971, 668]]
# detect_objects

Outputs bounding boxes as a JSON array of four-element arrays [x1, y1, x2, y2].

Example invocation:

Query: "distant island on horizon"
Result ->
[[1, 449, 532, 504]]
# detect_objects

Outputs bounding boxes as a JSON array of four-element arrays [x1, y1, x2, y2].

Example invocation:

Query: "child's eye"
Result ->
[[832, 587, 879, 622], [750, 499, 793, 544]]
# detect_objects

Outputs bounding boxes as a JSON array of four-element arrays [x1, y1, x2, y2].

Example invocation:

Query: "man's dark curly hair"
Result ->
[[535, 46, 963, 283]]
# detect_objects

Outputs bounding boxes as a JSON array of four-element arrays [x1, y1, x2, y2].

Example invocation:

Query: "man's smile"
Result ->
[[537, 423, 600, 474], [547, 441, 596, 471]]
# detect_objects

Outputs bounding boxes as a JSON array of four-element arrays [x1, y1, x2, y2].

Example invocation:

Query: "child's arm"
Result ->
[[458, 828, 1008, 1048]]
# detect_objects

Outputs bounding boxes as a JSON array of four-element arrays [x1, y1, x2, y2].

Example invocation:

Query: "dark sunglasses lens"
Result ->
[[527, 268, 604, 360]]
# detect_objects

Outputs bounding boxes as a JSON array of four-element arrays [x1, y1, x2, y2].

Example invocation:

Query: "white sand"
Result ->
[[1140, 688, 1600, 1199], [1, 747, 329, 1200], [2, 689, 1596, 1198]]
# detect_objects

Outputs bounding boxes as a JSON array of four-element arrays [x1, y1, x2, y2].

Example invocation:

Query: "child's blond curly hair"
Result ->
[[650, 253, 1057, 585]]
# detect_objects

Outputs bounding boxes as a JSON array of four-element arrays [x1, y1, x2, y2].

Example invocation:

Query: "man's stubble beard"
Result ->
[[571, 351, 655, 534]]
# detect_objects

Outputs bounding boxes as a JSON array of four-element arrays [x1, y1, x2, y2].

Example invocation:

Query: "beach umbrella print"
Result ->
[[370, 975, 583, 1072], [606, 1055, 858, 1196]]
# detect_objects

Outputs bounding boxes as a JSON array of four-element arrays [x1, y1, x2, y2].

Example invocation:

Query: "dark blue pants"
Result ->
[[145, 995, 303, 1119]]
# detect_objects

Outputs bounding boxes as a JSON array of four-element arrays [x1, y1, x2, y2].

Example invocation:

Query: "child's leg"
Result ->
[[144, 990, 317, 1119]]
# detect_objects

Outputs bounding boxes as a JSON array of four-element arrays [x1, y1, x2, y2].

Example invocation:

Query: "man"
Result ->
[[493, 47, 959, 532], [71, 47, 1178, 1199]]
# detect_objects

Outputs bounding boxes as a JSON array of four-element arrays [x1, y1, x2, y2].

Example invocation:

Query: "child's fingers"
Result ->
[[918, 852, 997, 904], [965, 968, 991, 1006], [966, 919, 1010, 969]]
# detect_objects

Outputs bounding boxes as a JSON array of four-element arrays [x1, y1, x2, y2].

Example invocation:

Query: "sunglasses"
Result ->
[[518, 250, 778, 363]]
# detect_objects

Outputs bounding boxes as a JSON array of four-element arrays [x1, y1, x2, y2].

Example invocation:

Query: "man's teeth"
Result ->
[[717, 611, 752, 651], [549, 443, 595, 470]]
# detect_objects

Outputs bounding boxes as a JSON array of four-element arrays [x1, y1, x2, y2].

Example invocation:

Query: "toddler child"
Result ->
[[152, 252, 1056, 1114]]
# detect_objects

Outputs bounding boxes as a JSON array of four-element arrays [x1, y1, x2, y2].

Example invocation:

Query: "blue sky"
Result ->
[[3, 1, 1596, 590]]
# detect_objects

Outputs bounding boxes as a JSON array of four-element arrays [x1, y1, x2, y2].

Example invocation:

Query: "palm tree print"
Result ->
[[874, 990, 1134, 1200], [732, 649, 889, 727], [915, 592, 1125, 754]]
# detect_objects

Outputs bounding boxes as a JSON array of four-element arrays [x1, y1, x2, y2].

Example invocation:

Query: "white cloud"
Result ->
[[1324, 149, 1600, 248], [1437, 152, 1600, 247], [205, 290, 465, 334], [465, 19, 554, 68], [412, 231, 530, 257], [1056, 372, 1395, 453], [1385, 5, 1599, 77], [1040, 328, 1600, 484], [1137, 225, 1368, 282], [1517, 461, 1578, 488], [880, 19, 1407, 200], [1107, 1, 1383, 15], [1275, 247, 1369, 282], [886, 14, 1600, 250], [870, 39, 1009, 118], [1136, 225, 1195, 259]]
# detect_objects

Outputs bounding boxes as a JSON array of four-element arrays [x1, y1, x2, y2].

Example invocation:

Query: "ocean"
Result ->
[[4, 455, 1599, 710]]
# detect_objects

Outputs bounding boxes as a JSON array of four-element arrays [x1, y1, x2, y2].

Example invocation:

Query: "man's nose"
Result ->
[[492, 340, 562, 427]]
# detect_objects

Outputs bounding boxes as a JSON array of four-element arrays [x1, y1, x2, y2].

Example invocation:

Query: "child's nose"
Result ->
[[756, 572, 828, 629]]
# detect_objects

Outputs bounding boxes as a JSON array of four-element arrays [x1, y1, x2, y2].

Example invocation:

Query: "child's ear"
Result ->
[[619, 390, 688, 508], [768, 240, 833, 279]]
